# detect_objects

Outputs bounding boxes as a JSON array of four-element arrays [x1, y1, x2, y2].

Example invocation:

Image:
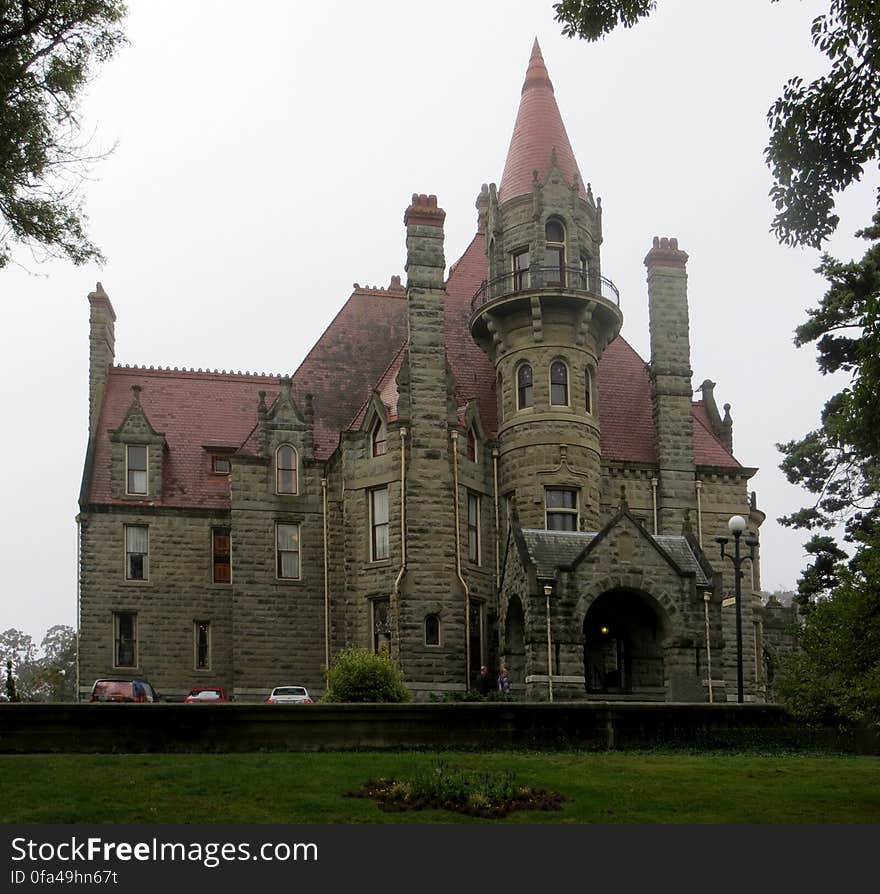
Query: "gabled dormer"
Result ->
[[258, 376, 314, 497], [107, 384, 166, 501]]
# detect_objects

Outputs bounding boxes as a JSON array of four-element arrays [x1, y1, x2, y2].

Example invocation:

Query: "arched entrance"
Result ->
[[503, 594, 525, 687], [583, 589, 667, 697]]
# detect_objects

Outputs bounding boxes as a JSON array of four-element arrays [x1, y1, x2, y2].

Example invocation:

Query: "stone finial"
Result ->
[[389, 275, 403, 290], [89, 281, 109, 300], [404, 193, 445, 228], [476, 183, 490, 234], [130, 384, 142, 404], [722, 403, 734, 453], [644, 236, 689, 270]]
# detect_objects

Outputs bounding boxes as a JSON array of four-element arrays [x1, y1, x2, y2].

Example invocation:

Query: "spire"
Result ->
[[498, 39, 583, 203]]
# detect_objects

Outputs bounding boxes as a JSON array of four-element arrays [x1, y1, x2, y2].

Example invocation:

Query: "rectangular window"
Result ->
[[126, 445, 147, 495], [194, 620, 211, 670], [212, 456, 231, 474], [512, 249, 529, 291], [276, 523, 301, 580], [124, 525, 149, 580], [545, 488, 579, 531], [372, 598, 391, 654], [113, 612, 137, 668], [370, 487, 389, 561], [467, 490, 480, 564], [212, 527, 231, 583]]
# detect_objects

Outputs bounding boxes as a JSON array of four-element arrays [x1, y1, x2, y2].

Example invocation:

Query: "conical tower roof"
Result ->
[[498, 40, 583, 203]]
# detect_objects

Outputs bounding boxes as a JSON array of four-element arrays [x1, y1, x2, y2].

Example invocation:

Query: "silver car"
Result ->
[[266, 685, 312, 705]]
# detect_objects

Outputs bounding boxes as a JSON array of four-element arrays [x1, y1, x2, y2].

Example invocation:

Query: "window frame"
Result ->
[[372, 597, 391, 654], [194, 619, 211, 671], [550, 360, 569, 407], [512, 247, 530, 291], [467, 490, 481, 565], [125, 444, 148, 496], [275, 444, 298, 495], [545, 487, 579, 531], [211, 455, 231, 475], [275, 522, 301, 580], [424, 614, 441, 647], [543, 217, 566, 287], [113, 611, 137, 669], [369, 486, 390, 562], [371, 417, 388, 457], [585, 366, 594, 415], [466, 427, 478, 463], [212, 526, 231, 584], [124, 525, 149, 581], [516, 362, 534, 410]]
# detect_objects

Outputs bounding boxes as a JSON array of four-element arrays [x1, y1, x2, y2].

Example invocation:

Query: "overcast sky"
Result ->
[[2, 0, 877, 645]]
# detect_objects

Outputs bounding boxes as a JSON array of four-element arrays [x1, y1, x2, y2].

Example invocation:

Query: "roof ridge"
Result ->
[[111, 364, 286, 380]]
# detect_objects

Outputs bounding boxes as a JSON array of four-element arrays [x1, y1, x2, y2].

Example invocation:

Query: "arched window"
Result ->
[[550, 361, 569, 406], [517, 363, 533, 410], [585, 367, 593, 414], [275, 445, 298, 494], [425, 614, 441, 647], [466, 427, 478, 463], [579, 254, 590, 290], [544, 218, 565, 286], [372, 417, 387, 457]]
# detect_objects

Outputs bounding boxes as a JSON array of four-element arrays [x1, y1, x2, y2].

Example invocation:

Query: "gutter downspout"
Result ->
[[651, 475, 658, 534], [695, 479, 703, 546], [75, 514, 81, 701], [492, 447, 500, 603], [704, 593, 713, 704], [451, 431, 471, 690], [321, 476, 330, 672], [392, 427, 407, 663]]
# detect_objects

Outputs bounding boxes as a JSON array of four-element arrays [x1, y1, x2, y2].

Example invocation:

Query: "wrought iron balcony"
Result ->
[[471, 265, 620, 313]]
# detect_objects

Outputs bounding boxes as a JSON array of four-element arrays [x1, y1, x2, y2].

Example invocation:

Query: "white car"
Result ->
[[266, 685, 312, 705]]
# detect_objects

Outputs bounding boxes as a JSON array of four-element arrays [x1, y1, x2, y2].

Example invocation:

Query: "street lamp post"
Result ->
[[715, 515, 758, 703], [543, 584, 554, 703]]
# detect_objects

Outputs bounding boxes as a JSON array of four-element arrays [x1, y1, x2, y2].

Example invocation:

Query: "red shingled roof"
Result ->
[[692, 401, 741, 468], [599, 336, 656, 463], [498, 40, 584, 203], [89, 367, 280, 509]]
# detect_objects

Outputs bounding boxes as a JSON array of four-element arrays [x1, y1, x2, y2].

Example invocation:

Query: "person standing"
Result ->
[[475, 665, 493, 696], [497, 665, 510, 695]]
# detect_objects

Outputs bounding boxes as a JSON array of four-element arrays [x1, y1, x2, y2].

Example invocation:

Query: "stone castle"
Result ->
[[77, 42, 771, 702]]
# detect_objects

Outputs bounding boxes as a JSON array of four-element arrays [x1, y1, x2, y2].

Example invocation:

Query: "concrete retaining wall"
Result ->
[[4, 702, 871, 754]]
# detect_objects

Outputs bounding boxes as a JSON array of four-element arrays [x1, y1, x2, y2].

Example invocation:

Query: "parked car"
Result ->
[[266, 686, 312, 705], [89, 678, 158, 703], [183, 687, 229, 703]]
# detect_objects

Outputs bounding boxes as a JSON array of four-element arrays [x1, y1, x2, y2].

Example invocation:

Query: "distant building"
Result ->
[[78, 42, 770, 702]]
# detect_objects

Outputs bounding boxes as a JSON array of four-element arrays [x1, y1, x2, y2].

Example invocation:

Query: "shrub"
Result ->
[[322, 647, 410, 703]]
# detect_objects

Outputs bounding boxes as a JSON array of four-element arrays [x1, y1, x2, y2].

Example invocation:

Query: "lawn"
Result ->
[[2, 751, 878, 824]]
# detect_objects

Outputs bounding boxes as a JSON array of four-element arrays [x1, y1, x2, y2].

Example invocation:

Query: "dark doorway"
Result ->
[[504, 594, 526, 687], [583, 589, 665, 696]]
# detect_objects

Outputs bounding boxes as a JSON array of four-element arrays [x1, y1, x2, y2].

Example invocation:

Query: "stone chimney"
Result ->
[[88, 282, 116, 436], [645, 237, 695, 534]]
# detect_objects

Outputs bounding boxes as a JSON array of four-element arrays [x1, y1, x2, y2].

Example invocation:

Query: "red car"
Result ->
[[183, 687, 228, 703]]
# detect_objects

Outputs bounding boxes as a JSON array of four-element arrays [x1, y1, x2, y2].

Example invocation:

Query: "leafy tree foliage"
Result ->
[[0, 625, 76, 701], [777, 543, 880, 729], [0, 0, 128, 268], [321, 646, 410, 703]]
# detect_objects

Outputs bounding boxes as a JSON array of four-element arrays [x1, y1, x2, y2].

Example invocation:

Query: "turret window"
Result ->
[[585, 367, 594, 414], [546, 488, 579, 531], [550, 361, 569, 406], [275, 445, 298, 494], [512, 248, 529, 291], [544, 218, 565, 286], [579, 254, 590, 290], [517, 363, 533, 409]]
